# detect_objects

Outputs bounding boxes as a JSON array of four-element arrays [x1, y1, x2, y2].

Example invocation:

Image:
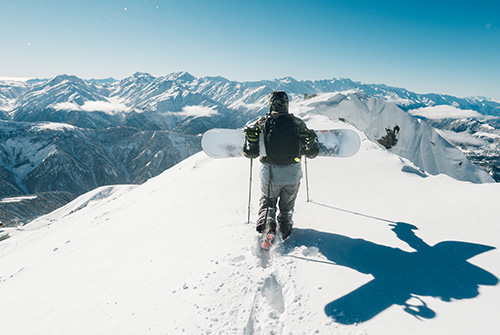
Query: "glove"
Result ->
[[243, 126, 260, 158], [299, 130, 319, 159], [244, 126, 260, 142], [299, 132, 313, 145]]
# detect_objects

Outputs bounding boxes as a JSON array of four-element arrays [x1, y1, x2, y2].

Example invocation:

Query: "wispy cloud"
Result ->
[[179, 105, 218, 117], [436, 129, 489, 146], [52, 100, 127, 114], [408, 105, 485, 119], [0, 76, 32, 82]]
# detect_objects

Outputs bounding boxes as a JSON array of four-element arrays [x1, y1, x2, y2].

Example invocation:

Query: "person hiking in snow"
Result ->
[[243, 91, 319, 247]]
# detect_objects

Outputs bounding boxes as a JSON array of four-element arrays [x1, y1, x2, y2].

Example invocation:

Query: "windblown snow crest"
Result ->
[[293, 92, 494, 183]]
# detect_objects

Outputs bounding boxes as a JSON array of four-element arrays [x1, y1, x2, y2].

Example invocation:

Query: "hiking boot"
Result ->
[[256, 215, 276, 233], [279, 221, 293, 240], [259, 219, 277, 249], [261, 226, 277, 250], [278, 211, 294, 240]]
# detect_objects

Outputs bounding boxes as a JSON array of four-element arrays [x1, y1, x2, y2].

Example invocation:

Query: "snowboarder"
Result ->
[[243, 91, 319, 247]]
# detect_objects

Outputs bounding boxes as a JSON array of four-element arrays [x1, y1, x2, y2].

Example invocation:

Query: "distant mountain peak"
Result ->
[[87, 77, 117, 84], [203, 75, 230, 83], [278, 76, 298, 83], [131, 72, 154, 79], [164, 71, 195, 82], [117, 73, 156, 88], [48, 74, 86, 87]]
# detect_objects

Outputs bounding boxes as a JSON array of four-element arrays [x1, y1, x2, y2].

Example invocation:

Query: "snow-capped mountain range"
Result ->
[[0, 72, 498, 225], [2, 72, 500, 130]]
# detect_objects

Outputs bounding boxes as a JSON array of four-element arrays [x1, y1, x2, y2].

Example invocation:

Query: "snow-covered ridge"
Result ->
[[1, 135, 498, 334], [293, 92, 494, 184], [0, 195, 37, 203]]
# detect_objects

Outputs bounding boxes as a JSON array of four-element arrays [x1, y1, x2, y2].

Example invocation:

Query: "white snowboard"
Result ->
[[202, 128, 361, 159]]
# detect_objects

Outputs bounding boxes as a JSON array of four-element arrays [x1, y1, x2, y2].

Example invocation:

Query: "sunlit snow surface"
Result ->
[[1, 116, 499, 334]]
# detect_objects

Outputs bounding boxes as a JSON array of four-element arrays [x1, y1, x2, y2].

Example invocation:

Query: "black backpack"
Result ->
[[263, 113, 300, 165]]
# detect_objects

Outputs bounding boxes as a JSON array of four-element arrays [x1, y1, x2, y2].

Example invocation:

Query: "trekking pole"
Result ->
[[247, 158, 253, 224], [304, 156, 310, 202]]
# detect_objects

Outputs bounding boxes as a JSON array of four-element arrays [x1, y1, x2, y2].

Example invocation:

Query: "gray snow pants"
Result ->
[[257, 181, 300, 231]]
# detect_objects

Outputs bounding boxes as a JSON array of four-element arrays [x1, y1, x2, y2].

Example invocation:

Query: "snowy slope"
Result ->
[[0, 116, 499, 334]]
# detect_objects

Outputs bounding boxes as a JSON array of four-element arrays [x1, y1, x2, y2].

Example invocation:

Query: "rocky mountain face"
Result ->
[[0, 119, 200, 225], [0, 121, 200, 195], [424, 117, 500, 181], [0, 72, 498, 224], [0, 192, 76, 227]]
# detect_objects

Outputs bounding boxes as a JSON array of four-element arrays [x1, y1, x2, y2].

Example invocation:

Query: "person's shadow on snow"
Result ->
[[283, 222, 498, 324]]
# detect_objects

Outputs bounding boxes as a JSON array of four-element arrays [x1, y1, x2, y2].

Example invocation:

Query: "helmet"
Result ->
[[269, 91, 289, 114]]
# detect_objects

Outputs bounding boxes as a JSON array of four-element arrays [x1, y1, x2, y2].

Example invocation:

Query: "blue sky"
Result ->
[[1, 0, 499, 99]]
